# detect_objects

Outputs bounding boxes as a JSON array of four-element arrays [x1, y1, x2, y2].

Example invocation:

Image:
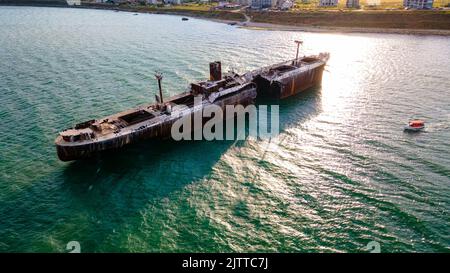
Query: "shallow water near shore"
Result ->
[[0, 6, 449, 252]]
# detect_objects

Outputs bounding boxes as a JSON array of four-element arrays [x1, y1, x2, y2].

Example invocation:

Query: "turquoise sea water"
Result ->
[[0, 6, 449, 252]]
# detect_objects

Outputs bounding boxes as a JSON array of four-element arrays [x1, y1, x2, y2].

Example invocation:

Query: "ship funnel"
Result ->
[[209, 61, 222, 81]]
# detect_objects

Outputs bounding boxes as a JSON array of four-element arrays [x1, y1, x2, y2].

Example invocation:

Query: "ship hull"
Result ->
[[253, 61, 326, 99]]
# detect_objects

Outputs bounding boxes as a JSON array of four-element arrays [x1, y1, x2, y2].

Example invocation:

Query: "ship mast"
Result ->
[[155, 72, 164, 104], [294, 40, 303, 62]]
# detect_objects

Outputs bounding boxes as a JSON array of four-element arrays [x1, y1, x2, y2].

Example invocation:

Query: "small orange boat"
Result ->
[[404, 119, 425, 132]]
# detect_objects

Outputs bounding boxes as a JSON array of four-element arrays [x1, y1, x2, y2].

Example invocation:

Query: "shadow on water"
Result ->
[[276, 86, 323, 131], [60, 139, 235, 194], [255, 86, 323, 142]]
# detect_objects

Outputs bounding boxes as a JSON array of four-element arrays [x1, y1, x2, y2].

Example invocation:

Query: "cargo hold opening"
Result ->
[[119, 110, 155, 125]]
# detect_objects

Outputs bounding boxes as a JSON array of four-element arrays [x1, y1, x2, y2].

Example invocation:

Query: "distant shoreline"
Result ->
[[210, 18, 450, 36], [2, 3, 450, 36]]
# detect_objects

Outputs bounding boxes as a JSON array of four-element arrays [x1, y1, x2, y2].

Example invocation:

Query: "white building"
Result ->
[[319, 0, 338, 6], [147, 0, 159, 4], [404, 0, 434, 8], [346, 0, 359, 7]]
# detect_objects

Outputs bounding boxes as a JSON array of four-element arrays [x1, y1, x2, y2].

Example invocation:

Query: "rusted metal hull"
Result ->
[[278, 62, 325, 99], [253, 61, 326, 99]]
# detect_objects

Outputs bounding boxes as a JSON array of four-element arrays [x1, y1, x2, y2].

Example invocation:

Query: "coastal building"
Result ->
[[147, 0, 159, 4], [346, 0, 359, 7], [251, 0, 277, 9], [403, 0, 434, 9], [319, 0, 338, 6]]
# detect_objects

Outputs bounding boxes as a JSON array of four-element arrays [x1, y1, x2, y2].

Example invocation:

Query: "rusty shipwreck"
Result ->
[[55, 44, 329, 161]]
